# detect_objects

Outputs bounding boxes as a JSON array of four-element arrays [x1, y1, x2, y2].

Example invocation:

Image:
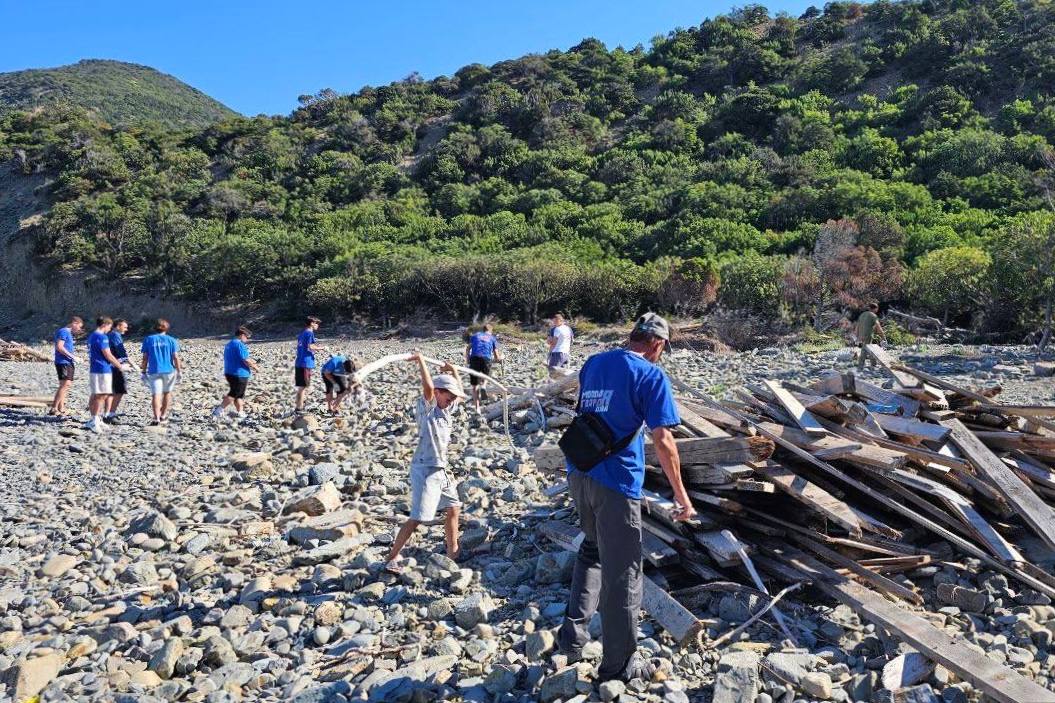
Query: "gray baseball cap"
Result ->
[[633, 312, 671, 341], [433, 374, 468, 399]]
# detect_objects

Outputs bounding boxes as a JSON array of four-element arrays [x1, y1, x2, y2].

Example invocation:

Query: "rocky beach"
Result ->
[[2, 334, 1055, 703]]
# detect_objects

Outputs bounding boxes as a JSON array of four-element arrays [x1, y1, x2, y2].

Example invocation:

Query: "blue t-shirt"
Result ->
[[224, 338, 252, 378], [54, 327, 75, 365], [141, 333, 179, 374], [322, 355, 346, 374], [88, 330, 113, 374], [107, 330, 128, 361], [295, 329, 316, 369], [469, 332, 498, 359], [566, 348, 680, 499]]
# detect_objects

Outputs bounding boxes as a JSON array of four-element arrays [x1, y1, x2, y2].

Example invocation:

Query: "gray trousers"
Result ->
[[558, 469, 643, 679]]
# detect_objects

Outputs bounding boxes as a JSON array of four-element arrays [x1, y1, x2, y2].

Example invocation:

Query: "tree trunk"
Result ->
[[1040, 294, 1053, 352]]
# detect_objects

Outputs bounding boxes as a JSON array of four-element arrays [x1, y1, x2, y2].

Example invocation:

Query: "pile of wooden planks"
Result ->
[[0, 338, 49, 362], [531, 352, 1055, 703]]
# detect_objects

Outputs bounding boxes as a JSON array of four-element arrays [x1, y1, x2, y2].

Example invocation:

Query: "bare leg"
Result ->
[[386, 519, 421, 562], [161, 392, 173, 419], [234, 398, 244, 413], [109, 394, 124, 414], [52, 380, 72, 414], [151, 393, 163, 421], [472, 386, 480, 412], [295, 387, 307, 411], [445, 505, 461, 558]]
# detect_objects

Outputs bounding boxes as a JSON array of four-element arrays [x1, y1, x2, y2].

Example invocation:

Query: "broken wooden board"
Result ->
[[887, 469, 1023, 563], [694, 530, 748, 567], [755, 461, 863, 536], [864, 344, 922, 389], [971, 430, 1055, 454], [762, 380, 827, 436], [539, 520, 705, 644], [978, 404, 1055, 418], [758, 422, 907, 471], [783, 551, 1055, 703], [944, 419, 1055, 554], [482, 372, 578, 420], [645, 435, 775, 466], [647, 463, 754, 486], [789, 534, 923, 605], [872, 414, 951, 444], [642, 529, 680, 567]]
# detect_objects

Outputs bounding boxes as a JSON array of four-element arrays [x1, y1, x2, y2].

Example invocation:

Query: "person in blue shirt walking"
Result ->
[[321, 353, 358, 414], [140, 318, 183, 426], [557, 313, 695, 684], [464, 323, 502, 412], [213, 326, 259, 419], [85, 317, 123, 433], [104, 319, 131, 424], [294, 316, 325, 413], [49, 315, 84, 416]]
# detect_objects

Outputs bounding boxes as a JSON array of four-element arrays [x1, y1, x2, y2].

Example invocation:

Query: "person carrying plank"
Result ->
[[464, 323, 502, 412], [557, 312, 695, 684], [384, 353, 467, 574], [321, 353, 359, 414], [854, 302, 885, 369], [49, 315, 84, 417]]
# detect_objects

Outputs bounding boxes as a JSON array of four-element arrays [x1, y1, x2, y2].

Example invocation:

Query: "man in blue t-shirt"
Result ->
[[294, 316, 325, 413], [140, 318, 183, 425], [558, 312, 695, 684], [321, 353, 360, 414], [104, 319, 131, 424], [85, 317, 123, 433], [49, 315, 84, 416], [464, 323, 502, 412], [213, 326, 259, 419]]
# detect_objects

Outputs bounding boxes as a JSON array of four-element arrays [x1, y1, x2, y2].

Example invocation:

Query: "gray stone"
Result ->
[[308, 463, 341, 486], [128, 511, 179, 541], [293, 537, 361, 566], [800, 671, 832, 700], [713, 651, 760, 703], [762, 652, 813, 686], [599, 679, 626, 702], [361, 655, 458, 701], [534, 551, 575, 584], [454, 592, 494, 629], [149, 638, 184, 680], [483, 664, 519, 694], [525, 629, 555, 661], [936, 583, 989, 613], [539, 667, 580, 702], [2, 652, 64, 702]]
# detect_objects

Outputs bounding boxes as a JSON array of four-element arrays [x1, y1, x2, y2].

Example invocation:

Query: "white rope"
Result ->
[[352, 353, 514, 448]]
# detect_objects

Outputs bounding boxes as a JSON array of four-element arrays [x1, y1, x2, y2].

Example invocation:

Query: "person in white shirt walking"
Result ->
[[547, 313, 574, 373]]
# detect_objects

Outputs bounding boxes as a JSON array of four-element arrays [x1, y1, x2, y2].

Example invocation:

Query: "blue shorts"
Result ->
[[548, 352, 570, 368]]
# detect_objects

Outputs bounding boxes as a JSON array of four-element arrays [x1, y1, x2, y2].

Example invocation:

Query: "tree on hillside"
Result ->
[[906, 246, 991, 325]]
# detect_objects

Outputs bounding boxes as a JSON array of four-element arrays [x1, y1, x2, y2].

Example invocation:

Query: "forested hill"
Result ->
[[2, 1, 1055, 338], [0, 60, 237, 129]]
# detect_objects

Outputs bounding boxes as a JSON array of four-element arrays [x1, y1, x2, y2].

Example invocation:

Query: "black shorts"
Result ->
[[294, 367, 312, 388], [112, 367, 127, 395], [323, 373, 349, 395], [226, 374, 249, 399], [468, 355, 492, 386], [55, 363, 75, 382]]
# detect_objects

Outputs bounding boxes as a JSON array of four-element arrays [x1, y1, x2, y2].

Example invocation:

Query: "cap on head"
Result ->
[[632, 312, 671, 341], [432, 374, 467, 399]]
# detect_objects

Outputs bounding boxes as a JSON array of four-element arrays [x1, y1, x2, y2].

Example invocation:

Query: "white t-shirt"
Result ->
[[550, 324, 573, 354]]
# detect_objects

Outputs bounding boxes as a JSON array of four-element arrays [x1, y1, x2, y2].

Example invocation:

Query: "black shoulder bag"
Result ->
[[558, 413, 640, 472]]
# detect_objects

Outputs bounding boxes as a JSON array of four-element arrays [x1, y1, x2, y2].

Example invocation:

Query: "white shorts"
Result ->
[[409, 464, 461, 522], [88, 373, 113, 395], [146, 372, 177, 396]]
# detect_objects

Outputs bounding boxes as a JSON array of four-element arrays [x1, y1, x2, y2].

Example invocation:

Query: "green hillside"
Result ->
[[2, 1, 1055, 339], [0, 59, 237, 129]]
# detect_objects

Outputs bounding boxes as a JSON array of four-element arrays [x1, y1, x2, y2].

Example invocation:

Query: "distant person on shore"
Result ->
[[854, 303, 885, 369], [465, 323, 501, 412], [294, 316, 324, 414], [85, 317, 122, 433], [321, 353, 359, 414], [547, 313, 574, 374], [213, 326, 259, 419], [384, 353, 467, 574], [104, 319, 130, 425], [49, 315, 84, 416], [140, 318, 182, 426]]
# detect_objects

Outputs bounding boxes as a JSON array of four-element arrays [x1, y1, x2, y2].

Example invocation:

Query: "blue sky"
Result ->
[[1, 0, 817, 117]]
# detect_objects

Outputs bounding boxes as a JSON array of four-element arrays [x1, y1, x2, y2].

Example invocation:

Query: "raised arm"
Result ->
[[411, 352, 435, 403], [651, 426, 696, 521]]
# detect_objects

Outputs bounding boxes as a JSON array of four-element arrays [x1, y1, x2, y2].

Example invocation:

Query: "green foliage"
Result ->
[[883, 321, 917, 347], [4, 0, 1055, 333], [906, 246, 991, 323], [0, 59, 237, 129]]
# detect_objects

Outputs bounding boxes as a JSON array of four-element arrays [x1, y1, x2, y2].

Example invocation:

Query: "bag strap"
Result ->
[[606, 423, 643, 459]]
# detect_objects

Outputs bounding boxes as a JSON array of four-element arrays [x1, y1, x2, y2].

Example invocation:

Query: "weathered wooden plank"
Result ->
[[784, 551, 1055, 703], [763, 380, 827, 436], [687, 489, 744, 513], [873, 414, 951, 444], [539, 521, 704, 644], [641, 529, 680, 567], [971, 431, 1055, 453], [978, 404, 1055, 418], [1004, 454, 1055, 490], [758, 422, 907, 471], [675, 400, 729, 438], [790, 534, 923, 605], [483, 372, 578, 420], [645, 435, 775, 466], [694, 530, 748, 567], [944, 419, 1055, 554], [756, 461, 863, 536], [864, 344, 922, 388]]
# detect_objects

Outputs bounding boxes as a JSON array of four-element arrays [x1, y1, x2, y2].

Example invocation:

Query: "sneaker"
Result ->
[[211, 406, 224, 418], [104, 415, 121, 426], [83, 417, 104, 434], [232, 411, 247, 421], [600, 653, 659, 684]]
